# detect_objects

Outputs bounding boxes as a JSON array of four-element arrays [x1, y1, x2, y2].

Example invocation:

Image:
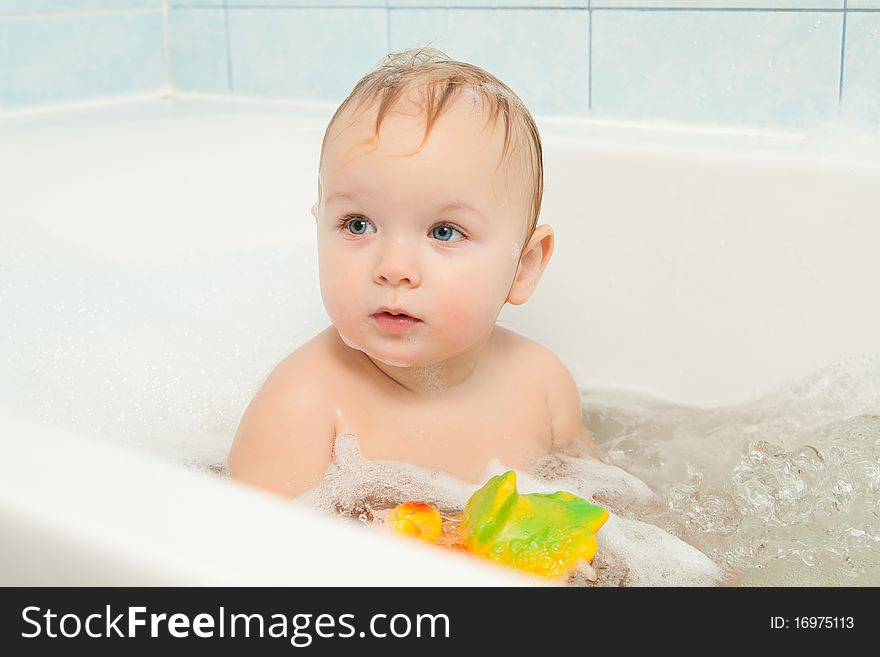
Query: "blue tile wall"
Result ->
[[226, 7, 387, 100], [590, 9, 843, 128], [840, 8, 880, 129], [0, 4, 164, 109], [2, 0, 878, 132], [169, 7, 230, 93], [388, 7, 589, 115]]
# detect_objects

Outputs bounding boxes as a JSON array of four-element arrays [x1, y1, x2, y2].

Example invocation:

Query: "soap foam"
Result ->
[[582, 355, 880, 586], [302, 433, 722, 587], [337, 331, 413, 368], [412, 364, 448, 393]]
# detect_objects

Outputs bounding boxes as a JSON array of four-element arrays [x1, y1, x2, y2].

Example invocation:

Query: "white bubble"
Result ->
[[337, 330, 412, 368], [302, 433, 721, 587], [412, 364, 447, 393], [301, 433, 475, 515]]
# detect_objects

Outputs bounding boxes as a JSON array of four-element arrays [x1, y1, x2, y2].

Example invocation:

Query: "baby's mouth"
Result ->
[[372, 312, 420, 321], [371, 308, 421, 322], [371, 310, 422, 332]]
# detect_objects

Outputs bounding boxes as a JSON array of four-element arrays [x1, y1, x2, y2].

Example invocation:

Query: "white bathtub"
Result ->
[[1, 96, 878, 585]]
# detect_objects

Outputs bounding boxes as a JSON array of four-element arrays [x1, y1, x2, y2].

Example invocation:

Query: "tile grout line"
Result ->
[[209, 5, 872, 11], [4, 6, 878, 19], [385, 0, 391, 55], [225, 0, 234, 94], [0, 7, 160, 21], [588, 4, 592, 112], [387, 6, 852, 13], [162, 0, 172, 96], [838, 0, 847, 103]]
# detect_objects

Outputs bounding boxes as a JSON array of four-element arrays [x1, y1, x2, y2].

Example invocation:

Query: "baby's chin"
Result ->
[[337, 331, 415, 368]]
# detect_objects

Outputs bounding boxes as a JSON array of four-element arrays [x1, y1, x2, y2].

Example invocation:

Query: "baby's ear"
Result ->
[[506, 225, 554, 305]]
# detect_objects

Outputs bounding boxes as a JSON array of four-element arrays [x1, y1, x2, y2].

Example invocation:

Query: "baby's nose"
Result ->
[[373, 239, 420, 287]]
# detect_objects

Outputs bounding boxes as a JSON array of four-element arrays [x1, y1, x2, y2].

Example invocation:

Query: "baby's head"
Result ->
[[312, 47, 553, 371]]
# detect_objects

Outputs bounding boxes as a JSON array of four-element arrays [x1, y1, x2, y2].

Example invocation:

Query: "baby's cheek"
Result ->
[[318, 261, 359, 326], [432, 274, 502, 337]]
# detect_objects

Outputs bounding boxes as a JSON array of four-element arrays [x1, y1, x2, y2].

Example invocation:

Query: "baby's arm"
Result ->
[[227, 356, 335, 499], [545, 352, 602, 461]]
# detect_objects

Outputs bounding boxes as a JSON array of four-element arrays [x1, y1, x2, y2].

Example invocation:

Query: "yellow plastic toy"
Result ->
[[386, 471, 609, 578], [385, 501, 443, 542]]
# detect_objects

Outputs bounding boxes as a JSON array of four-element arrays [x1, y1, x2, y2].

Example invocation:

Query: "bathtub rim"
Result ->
[[0, 409, 535, 587]]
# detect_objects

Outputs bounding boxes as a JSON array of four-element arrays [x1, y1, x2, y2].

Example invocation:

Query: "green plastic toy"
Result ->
[[387, 470, 609, 578]]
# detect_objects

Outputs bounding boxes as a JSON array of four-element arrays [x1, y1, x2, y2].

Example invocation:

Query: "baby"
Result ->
[[228, 47, 600, 499]]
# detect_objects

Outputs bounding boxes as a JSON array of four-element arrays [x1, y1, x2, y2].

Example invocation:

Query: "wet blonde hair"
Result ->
[[318, 46, 544, 250]]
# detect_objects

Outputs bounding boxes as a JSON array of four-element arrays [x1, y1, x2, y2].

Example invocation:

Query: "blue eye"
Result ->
[[432, 224, 464, 242], [340, 216, 374, 235], [349, 218, 368, 234]]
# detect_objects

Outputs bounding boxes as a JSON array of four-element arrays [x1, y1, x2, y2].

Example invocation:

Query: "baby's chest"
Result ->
[[332, 381, 552, 482]]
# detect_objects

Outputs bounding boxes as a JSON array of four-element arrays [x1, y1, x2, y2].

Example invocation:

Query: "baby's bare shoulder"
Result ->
[[263, 326, 346, 392], [493, 326, 570, 380], [494, 327, 595, 453], [227, 327, 343, 498]]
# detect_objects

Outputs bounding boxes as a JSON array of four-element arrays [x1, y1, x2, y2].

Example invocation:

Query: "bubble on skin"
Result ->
[[460, 81, 522, 109], [412, 364, 448, 393], [460, 85, 484, 112], [511, 242, 521, 260], [338, 330, 413, 368], [338, 325, 451, 393]]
